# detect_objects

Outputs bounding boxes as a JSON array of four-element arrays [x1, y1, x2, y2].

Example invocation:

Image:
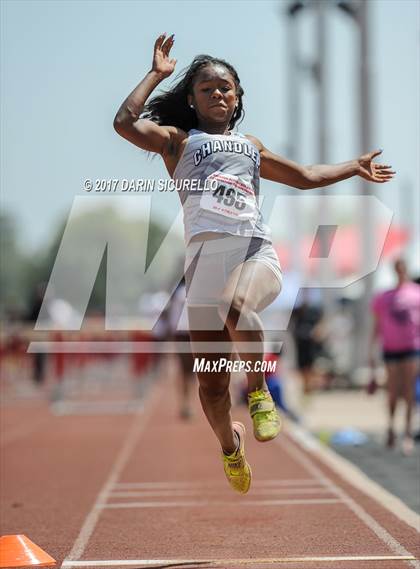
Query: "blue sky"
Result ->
[[1, 0, 419, 276]]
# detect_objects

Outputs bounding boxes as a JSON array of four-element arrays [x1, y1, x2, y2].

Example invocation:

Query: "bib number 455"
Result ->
[[213, 184, 246, 210]]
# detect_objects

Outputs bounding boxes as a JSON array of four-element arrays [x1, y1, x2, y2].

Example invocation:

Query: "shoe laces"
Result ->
[[225, 456, 245, 470]]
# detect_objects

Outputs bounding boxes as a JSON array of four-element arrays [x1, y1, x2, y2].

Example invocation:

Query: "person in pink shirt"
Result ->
[[370, 258, 420, 454]]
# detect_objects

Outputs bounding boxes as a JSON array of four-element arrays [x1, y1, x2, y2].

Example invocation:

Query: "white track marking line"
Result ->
[[277, 435, 420, 569], [108, 487, 333, 498], [98, 498, 343, 509], [288, 421, 420, 532], [113, 478, 320, 489], [63, 382, 163, 567], [61, 555, 418, 567]]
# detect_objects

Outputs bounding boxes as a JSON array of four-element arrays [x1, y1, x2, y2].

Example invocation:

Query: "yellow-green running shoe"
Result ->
[[248, 389, 282, 442], [222, 422, 252, 494]]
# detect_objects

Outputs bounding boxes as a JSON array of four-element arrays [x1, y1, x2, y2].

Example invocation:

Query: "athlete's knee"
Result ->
[[218, 294, 254, 326]]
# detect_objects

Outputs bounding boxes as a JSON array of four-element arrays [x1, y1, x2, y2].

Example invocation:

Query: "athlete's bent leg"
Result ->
[[188, 326, 237, 455], [218, 260, 281, 393]]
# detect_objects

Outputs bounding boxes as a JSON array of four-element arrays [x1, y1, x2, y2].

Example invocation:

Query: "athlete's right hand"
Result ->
[[151, 33, 177, 79]]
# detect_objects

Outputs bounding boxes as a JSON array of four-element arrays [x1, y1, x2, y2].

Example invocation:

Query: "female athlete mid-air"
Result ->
[[114, 33, 394, 494]]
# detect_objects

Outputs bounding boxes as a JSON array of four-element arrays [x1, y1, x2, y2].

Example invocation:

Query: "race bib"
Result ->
[[200, 171, 257, 221]]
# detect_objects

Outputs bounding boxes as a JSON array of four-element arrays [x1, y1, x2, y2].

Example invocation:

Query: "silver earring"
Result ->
[[190, 104, 194, 109]]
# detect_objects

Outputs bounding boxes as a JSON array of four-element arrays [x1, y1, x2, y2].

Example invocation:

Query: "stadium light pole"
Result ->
[[315, 0, 336, 318], [285, 0, 376, 366], [285, 0, 335, 316], [337, 0, 375, 366], [285, 1, 305, 278]]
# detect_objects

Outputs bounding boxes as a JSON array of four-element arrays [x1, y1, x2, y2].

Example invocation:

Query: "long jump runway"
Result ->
[[1, 377, 419, 569]]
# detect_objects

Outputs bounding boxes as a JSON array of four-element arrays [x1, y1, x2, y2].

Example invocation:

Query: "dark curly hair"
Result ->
[[142, 55, 245, 132]]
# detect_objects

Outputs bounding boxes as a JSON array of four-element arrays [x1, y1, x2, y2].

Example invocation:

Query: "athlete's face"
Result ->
[[189, 65, 238, 126]]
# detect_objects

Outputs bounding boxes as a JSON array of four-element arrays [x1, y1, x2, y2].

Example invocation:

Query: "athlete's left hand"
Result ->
[[357, 149, 395, 183]]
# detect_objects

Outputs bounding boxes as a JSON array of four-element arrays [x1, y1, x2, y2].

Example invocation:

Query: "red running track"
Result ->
[[1, 377, 419, 569]]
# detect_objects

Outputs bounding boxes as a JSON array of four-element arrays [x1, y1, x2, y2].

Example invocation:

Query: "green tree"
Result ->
[[0, 213, 29, 317]]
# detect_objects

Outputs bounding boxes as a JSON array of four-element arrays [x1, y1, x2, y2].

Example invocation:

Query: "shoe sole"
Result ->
[[254, 428, 281, 442], [253, 416, 282, 442]]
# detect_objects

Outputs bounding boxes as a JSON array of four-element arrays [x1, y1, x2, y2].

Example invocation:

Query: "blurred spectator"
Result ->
[[414, 275, 420, 444], [25, 283, 48, 385], [290, 295, 324, 394], [370, 258, 420, 455], [167, 277, 196, 420], [323, 298, 355, 385]]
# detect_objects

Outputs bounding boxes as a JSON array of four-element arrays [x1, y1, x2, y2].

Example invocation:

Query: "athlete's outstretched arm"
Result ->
[[246, 135, 395, 190], [113, 33, 182, 155]]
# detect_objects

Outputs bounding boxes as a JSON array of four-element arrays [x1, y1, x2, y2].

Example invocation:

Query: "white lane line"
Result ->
[[113, 478, 320, 489], [108, 487, 333, 498], [278, 435, 420, 569], [98, 498, 343, 509], [63, 382, 163, 568], [61, 554, 418, 567], [288, 422, 420, 532]]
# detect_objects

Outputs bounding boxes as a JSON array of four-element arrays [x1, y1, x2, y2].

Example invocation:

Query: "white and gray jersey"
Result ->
[[172, 129, 271, 244]]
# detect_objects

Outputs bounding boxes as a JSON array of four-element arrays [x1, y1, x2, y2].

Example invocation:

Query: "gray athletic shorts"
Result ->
[[184, 235, 282, 331]]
